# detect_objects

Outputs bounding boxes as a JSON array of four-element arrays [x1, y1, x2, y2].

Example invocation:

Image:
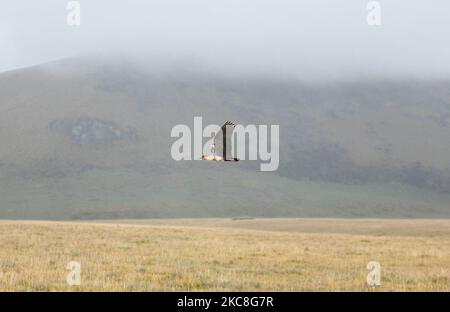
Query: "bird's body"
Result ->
[[201, 154, 223, 161]]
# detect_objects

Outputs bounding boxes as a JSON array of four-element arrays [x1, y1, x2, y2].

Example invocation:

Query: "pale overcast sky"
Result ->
[[1, 0, 450, 80]]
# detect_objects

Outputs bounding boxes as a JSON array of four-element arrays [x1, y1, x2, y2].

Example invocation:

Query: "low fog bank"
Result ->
[[1, 1, 450, 82]]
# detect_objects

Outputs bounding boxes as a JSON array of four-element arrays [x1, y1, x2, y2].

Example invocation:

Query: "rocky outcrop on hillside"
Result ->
[[49, 117, 139, 145]]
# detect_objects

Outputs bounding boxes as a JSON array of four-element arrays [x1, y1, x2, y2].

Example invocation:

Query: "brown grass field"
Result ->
[[0, 218, 449, 291]]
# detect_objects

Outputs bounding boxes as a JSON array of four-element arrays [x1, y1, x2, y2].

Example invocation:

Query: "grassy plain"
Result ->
[[0, 218, 449, 291]]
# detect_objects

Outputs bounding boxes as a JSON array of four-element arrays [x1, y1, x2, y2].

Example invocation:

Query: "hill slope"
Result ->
[[0, 57, 449, 219]]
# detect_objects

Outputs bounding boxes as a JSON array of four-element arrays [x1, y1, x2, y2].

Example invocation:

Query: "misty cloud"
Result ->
[[1, 0, 450, 80]]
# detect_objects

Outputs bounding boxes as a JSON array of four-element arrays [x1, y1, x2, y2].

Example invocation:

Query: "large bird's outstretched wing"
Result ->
[[214, 121, 235, 160]]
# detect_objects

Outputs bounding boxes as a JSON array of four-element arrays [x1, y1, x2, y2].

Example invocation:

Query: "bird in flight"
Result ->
[[202, 121, 239, 162]]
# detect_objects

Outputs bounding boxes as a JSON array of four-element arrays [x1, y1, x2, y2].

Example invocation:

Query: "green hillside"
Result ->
[[0, 57, 449, 219]]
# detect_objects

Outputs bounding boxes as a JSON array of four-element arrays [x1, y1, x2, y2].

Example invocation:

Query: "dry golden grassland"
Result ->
[[0, 218, 449, 291]]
